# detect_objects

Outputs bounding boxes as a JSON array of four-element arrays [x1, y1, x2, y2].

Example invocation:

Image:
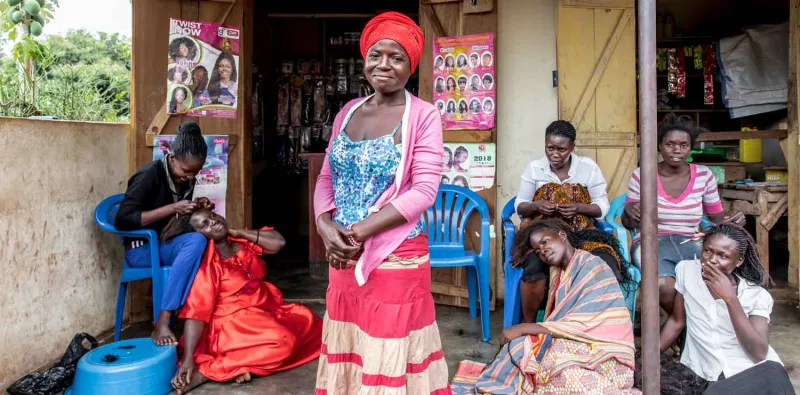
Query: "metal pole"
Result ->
[[637, 0, 660, 393]]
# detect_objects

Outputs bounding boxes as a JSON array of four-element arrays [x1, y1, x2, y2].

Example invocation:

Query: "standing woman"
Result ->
[[115, 122, 208, 345], [313, 12, 450, 394]]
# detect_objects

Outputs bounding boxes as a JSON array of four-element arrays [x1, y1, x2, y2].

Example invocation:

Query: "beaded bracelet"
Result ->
[[347, 224, 363, 247]]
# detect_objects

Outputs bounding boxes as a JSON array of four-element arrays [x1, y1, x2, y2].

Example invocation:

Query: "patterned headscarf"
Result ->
[[360, 12, 424, 72]]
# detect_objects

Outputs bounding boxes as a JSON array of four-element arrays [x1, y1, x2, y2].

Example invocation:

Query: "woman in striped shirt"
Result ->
[[621, 113, 745, 315]]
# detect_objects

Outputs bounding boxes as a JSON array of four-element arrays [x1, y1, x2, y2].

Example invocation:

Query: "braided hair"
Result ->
[[545, 120, 577, 143], [172, 122, 207, 161], [705, 223, 764, 285], [161, 214, 194, 241]]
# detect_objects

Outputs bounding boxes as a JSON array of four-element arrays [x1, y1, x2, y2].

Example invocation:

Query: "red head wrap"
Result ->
[[360, 12, 424, 73]]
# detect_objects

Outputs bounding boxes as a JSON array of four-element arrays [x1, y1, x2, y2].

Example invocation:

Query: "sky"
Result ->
[[45, 0, 132, 37]]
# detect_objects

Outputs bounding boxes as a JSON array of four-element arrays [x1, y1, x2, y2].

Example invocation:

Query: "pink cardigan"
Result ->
[[313, 91, 444, 285]]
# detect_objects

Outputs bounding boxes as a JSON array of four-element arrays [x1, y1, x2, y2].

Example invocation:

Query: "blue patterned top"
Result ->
[[329, 113, 424, 239]]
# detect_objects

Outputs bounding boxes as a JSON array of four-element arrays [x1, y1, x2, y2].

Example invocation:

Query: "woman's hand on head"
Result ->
[[172, 200, 198, 215], [227, 228, 241, 238], [721, 210, 746, 227], [194, 197, 215, 211]]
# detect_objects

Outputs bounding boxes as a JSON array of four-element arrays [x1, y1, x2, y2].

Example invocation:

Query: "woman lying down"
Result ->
[[452, 219, 640, 394], [161, 202, 322, 394]]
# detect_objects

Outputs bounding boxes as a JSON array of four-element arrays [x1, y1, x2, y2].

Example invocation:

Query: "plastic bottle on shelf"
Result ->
[[739, 127, 762, 163]]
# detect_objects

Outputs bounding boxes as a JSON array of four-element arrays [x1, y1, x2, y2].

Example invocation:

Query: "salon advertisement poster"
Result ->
[[153, 135, 229, 217], [167, 18, 240, 119], [440, 143, 496, 191], [433, 33, 495, 130]]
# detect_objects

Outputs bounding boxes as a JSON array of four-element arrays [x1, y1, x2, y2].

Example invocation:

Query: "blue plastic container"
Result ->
[[66, 338, 177, 395]]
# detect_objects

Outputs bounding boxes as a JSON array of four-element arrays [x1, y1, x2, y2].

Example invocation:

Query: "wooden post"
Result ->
[[637, 0, 660, 392], [789, 0, 800, 291]]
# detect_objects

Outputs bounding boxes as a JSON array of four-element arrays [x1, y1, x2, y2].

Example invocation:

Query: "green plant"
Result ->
[[1, 0, 57, 73], [0, 29, 131, 122]]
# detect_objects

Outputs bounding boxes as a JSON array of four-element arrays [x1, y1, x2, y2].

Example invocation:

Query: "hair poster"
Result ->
[[433, 33, 495, 131], [440, 143, 496, 191], [167, 18, 241, 119], [153, 135, 229, 217]]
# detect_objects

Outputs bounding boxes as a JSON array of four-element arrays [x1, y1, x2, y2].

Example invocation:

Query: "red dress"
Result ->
[[179, 230, 322, 382]]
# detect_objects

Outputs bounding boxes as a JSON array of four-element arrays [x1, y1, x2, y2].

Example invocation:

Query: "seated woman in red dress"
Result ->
[[163, 207, 322, 394]]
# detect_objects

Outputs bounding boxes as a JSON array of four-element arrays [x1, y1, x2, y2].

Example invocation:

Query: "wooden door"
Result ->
[[557, 0, 637, 199], [419, 0, 498, 309]]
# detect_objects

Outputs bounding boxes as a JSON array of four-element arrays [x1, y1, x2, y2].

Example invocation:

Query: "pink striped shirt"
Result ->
[[626, 164, 723, 243]]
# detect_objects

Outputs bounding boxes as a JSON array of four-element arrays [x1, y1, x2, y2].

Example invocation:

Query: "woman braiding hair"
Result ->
[[512, 120, 623, 323]]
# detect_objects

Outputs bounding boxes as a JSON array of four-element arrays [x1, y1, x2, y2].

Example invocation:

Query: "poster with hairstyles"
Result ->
[[153, 135, 229, 217], [433, 33, 495, 130], [167, 18, 240, 119], [440, 143, 496, 192]]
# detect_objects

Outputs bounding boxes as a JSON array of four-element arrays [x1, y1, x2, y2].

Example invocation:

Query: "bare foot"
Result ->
[[152, 310, 177, 346], [176, 370, 208, 395], [234, 372, 251, 385]]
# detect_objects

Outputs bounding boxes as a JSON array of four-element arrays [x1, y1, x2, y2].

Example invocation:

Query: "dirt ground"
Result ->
[[109, 265, 800, 394]]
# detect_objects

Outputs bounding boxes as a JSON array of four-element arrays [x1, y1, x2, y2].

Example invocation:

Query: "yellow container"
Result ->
[[739, 127, 762, 163], [765, 167, 788, 183]]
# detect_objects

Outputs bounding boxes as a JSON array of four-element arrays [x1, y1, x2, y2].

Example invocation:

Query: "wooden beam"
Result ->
[[756, 191, 772, 286], [722, 200, 761, 216], [561, 0, 634, 8], [790, 0, 800, 289], [422, 4, 447, 37], [761, 194, 790, 230], [696, 130, 788, 142], [462, 0, 493, 14], [570, 9, 633, 129], [443, 130, 493, 142], [575, 131, 636, 147], [431, 281, 470, 298]]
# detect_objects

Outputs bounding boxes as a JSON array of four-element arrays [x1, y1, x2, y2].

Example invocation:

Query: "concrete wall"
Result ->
[[0, 118, 129, 388], [496, 0, 559, 295]]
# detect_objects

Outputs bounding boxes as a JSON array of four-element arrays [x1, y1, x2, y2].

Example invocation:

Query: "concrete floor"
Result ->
[[117, 262, 800, 394]]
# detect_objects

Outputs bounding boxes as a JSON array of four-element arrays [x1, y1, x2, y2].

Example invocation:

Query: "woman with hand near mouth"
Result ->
[[512, 120, 621, 324], [312, 12, 450, 394], [622, 113, 745, 317]]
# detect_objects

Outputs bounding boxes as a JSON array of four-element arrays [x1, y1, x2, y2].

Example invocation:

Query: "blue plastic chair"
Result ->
[[502, 197, 634, 328], [426, 185, 491, 342], [94, 194, 169, 342]]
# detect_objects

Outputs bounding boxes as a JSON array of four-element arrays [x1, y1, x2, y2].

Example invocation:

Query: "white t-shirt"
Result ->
[[514, 153, 610, 218], [675, 259, 782, 381]]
